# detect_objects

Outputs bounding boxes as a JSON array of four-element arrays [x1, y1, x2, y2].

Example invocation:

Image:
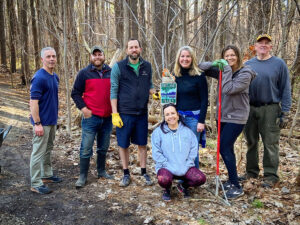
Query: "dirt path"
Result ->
[[0, 73, 299, 225], [0, 75, 142, 225]]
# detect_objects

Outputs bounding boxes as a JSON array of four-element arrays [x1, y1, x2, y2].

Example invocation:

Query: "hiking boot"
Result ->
[[119, 175, 131, 187], [42, 176, 63, 184], [177, 183, 190, 198], [162, 189, 171, 202], [31, 185, 52, 194], [143, 174, 153, 186], [75, 158, 90, 189], [225, 185, 244, 199]]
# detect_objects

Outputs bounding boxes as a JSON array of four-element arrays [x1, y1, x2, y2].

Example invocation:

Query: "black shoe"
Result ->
[[226, 185, 244, 199], [238, 173, 258, 181], [162, 189, 171, 202], [261, 179, 277, 189], [177, 183, 190, 198]]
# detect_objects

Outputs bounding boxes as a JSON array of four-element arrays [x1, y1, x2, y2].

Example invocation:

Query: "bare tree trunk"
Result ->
[[49, 0, 60, 64], [278, 0, 296, 61], [129, 0, 138, 39], [6, 0, 17, 73], [139, 0, 146, 55], [123, 0, 129, 47], [30, 0, 40, 71], [20, 0, 29, 86], [63, 0, 71, 135], [181, 0, 187, 45], [36, 0, 44, 48], [115, 0, 124, 48], [288, 88, 300, 151], [0, 0, 7, 69], [290, 38, 300, 96], [153, 0, 165, 79]]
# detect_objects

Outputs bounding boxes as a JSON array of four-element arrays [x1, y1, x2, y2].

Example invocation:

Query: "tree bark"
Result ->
[[115, 0, 124, 48], [129, 0, 138, 39], [30, 0, 40, 71], [0, 0, 7, 69], [20, 0, 29, 85], [153, 0, 165, 79], [6, 0, 17, 73]]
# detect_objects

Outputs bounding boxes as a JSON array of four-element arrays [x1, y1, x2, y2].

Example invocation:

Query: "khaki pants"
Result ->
[[244, 104, 281, 183], [30, 125, 56, 187]]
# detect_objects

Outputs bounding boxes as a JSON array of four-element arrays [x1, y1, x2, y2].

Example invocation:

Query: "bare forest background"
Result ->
[[0, 0, 299, 138]]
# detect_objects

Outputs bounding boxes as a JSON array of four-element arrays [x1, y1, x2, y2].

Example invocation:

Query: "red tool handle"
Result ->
[[216, 70, 222, 176]]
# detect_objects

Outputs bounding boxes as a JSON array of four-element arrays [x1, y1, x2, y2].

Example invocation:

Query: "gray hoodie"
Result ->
[[199, 62, 256, 124], [151, 122, 198, 176]]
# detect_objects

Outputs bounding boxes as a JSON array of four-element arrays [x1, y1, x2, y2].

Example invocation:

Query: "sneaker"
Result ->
[[223, 180, 233, 191], [143, 174, 153, 186], [177, 183, 190, 198], [31, 185, 52, 194], [119, 175, 131, 187], [42, 176, 63, 183], [225, 185, 244, 199], [162, 189, 171, 202]]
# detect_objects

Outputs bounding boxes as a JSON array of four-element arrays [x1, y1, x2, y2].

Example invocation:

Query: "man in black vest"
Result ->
[[110, 39, 154, 187]]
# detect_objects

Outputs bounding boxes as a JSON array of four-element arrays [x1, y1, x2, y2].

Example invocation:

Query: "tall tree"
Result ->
[[129, 0, 138, 39], [153, 0, 165, 78], [0, 0, 7, 69], [115, 0, 124, 48], [20, 0, 29, 85], [6, 0, 17, 73], [30, 0, 40, 71]]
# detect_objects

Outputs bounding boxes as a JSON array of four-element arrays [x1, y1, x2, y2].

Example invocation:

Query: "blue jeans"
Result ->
[[219, 122, 244, 187], [181, 116, 200, 168], [80, 115, 112, 158]]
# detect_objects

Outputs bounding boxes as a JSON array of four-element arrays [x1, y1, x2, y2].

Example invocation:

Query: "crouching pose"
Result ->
[[151, 103, 206, 201]]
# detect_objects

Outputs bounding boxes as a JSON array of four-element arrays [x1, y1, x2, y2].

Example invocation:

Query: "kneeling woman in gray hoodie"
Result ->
[[151, 103, 206, 201]]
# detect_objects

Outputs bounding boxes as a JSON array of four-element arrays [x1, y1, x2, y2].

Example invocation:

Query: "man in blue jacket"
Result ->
[[30, 47, 62, 194], [244, 34, 291, 188], [110, 39, 155, 187], [72, 46, 114, 188]]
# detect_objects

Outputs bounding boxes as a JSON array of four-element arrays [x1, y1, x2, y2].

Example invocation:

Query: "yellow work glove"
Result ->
[[152, 92, 161, 100], [112, 113, 123, 128]]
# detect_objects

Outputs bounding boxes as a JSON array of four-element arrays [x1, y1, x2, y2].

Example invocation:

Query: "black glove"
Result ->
[[278, 111, 289, 129]]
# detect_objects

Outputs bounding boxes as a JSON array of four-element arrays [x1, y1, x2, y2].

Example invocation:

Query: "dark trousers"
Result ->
[[219, 122, 244, 187], [244, 104, 281, 182]]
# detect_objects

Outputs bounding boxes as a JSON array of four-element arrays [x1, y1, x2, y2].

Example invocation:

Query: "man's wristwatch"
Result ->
[[34, 121, 41, 125]]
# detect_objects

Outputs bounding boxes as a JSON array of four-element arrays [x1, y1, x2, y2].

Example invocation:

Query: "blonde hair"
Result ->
[[173, 46, 201, 77]]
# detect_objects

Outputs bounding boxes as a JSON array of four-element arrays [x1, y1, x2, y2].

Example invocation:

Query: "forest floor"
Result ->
[[0, 73, 299, 225]]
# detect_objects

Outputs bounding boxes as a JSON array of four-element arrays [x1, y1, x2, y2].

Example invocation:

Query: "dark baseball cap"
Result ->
[[90, 46, 104, 54], [256, 34, 272, 42]]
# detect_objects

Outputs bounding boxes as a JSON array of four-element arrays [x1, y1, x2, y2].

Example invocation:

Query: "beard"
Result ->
[[129, 52, 140, 60], [91, 59, 104, 68]]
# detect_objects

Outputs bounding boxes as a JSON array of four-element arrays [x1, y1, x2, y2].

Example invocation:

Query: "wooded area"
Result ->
[[0, 0, 299, 134]]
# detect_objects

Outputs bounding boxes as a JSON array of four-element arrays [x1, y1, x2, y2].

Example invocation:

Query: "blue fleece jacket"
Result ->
[[151, 122, 198, 176]]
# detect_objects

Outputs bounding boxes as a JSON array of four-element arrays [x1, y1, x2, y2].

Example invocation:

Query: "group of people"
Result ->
[[29, 34, 291, 202]]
